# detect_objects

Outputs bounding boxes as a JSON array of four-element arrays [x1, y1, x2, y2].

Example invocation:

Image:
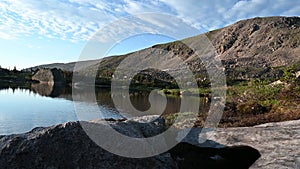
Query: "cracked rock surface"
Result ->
[[206, 119, 300, 169]]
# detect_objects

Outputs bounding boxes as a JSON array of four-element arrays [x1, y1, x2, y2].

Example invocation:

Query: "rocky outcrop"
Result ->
[[0, 112, 298, 169], [32, 68, 66, 84], [206, 119, 300, 169], [0, 116, 177, 169], [0, 116, 262, 169]]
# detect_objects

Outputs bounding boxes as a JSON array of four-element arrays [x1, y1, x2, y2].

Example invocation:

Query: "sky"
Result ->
[[0, 0, 299, 69]]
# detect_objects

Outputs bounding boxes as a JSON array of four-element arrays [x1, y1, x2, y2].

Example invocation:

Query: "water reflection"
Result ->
[[0, 83, 210, 134], [1, 83, 210, 116], [72, 86, 209, 118], [0, 87, 77, 135], [31, 83, 66, 97]]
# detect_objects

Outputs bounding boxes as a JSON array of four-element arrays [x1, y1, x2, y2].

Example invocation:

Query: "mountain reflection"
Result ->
[[0, 82, 210, 116]]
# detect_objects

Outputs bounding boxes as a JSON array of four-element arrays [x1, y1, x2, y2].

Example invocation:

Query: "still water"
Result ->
[[0, 84, 209, 135]]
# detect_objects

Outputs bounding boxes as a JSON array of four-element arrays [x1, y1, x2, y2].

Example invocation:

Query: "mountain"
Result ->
[[151, 16, 300, 80], [25, 16, 300, 81], [208, 16, 300, 66]]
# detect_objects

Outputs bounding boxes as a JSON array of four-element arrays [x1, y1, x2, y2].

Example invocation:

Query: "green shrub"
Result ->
[[162, 112, 197, 128]]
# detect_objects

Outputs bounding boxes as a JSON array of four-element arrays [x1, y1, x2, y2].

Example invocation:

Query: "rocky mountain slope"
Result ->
[[209, 16, 300, 67], [25, 16, 300, 82]]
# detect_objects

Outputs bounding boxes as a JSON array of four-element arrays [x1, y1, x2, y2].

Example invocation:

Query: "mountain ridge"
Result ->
[[25, 16, 300, 81]]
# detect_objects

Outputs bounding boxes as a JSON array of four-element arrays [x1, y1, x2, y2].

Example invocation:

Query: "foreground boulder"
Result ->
[[0, 116, 261, 169], [206, 119, 300, 169], [0, 116, 177, 169]]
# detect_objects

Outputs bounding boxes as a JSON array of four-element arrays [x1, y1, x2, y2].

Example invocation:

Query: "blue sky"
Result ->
[[0, 0, 299, 69]]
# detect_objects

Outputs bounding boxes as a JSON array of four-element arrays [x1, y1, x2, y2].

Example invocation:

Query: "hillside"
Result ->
[[209, 16, 300, 66], [26, 16, 300, 82], [151, 16, 300, 81], [24, 59, 102, 72]]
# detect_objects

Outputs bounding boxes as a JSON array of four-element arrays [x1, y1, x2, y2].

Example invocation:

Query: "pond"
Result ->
[[0, 84, 209, 135]]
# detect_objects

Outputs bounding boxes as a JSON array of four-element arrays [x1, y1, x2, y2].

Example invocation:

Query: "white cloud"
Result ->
[[87, 12, 201, 47], [0, 0, 299, 42], [0, 0, 117, 41], [159, 0, 239, 31], [122, 0, 168, 14], [160, 0, 300, 31], [223, 0, 300, 25]]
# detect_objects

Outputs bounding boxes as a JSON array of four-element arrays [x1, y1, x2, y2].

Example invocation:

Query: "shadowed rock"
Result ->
[[169, 142, 260, 169]]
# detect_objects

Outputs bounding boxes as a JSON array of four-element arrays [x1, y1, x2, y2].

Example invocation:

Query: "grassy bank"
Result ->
[[163, 69, 300, 127], [219, 77, 300, 127]]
